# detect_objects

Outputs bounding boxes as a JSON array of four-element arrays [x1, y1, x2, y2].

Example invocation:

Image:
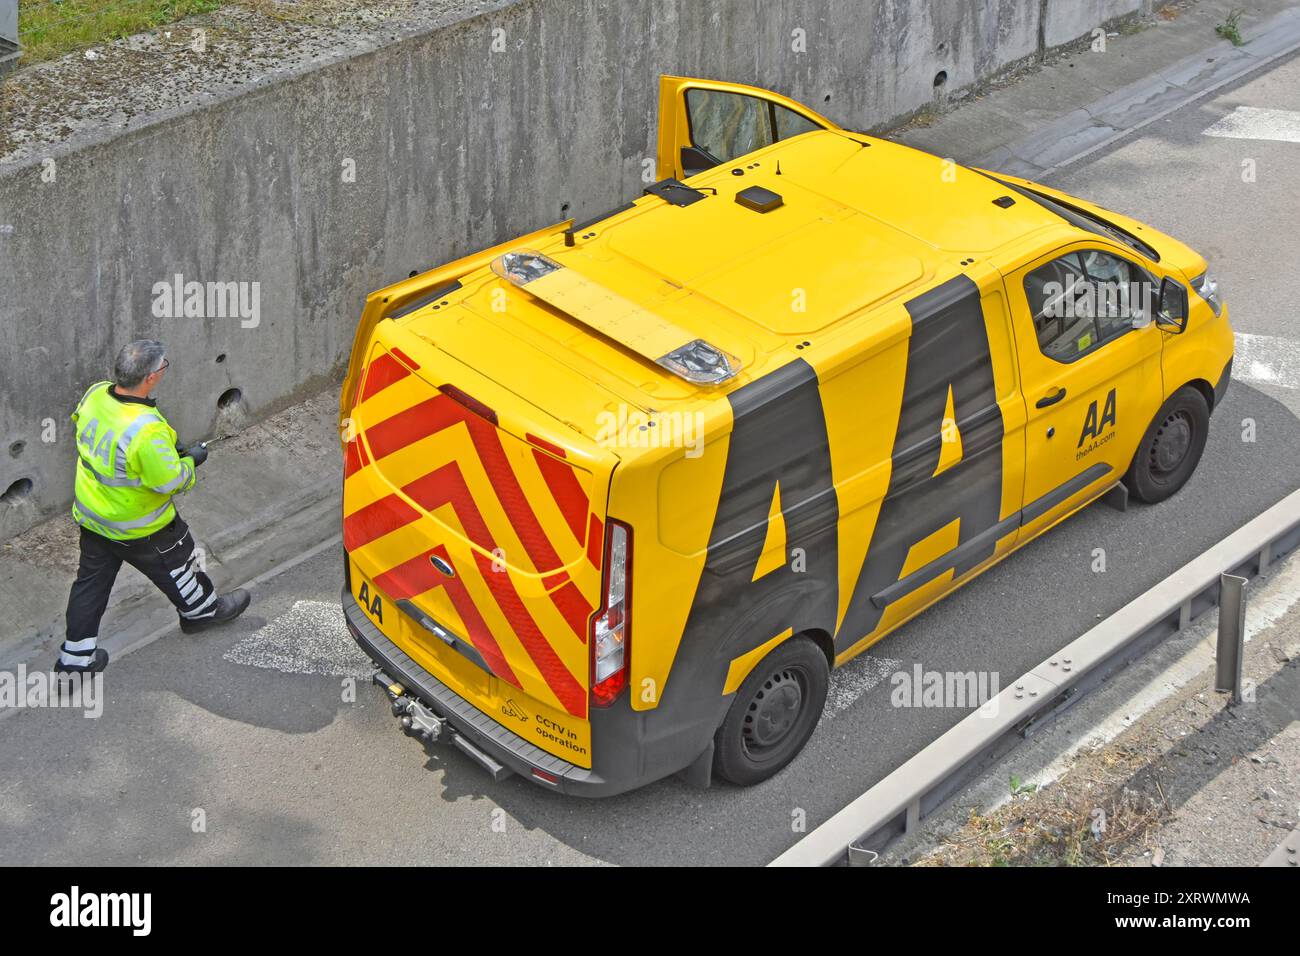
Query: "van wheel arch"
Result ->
[[1184, 378, 1216, 414], [800, 627, 836, 672], [713, 581, 837, 667]]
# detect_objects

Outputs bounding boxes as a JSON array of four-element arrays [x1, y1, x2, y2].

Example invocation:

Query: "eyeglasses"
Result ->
[[155, 359, 170, 375]]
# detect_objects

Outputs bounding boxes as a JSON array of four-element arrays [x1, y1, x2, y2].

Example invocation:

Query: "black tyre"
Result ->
[[713, 637, 829, 787], [1124, 386, 1210, 504]]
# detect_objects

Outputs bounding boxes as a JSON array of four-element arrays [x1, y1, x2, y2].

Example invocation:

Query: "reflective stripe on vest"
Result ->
[[110, 411, 163, 483], [73, 494, 175, 534], [151, 460, 194, 495], [79, 456, 142, 487]]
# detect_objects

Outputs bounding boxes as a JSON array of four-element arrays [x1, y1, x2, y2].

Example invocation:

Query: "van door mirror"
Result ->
[[1156, 276, 1189, 333]]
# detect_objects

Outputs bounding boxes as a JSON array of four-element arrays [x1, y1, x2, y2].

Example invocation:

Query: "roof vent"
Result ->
[[992, 195, 1016, 208], [735, 186, 783, 213]]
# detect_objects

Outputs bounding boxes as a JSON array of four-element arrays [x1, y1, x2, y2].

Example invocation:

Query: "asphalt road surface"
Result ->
[[3, 52, 1299, 867]]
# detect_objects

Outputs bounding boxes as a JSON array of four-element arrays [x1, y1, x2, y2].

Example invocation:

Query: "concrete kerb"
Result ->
[[770, 485, 1300, 867], [980, 6, 1300, 177]]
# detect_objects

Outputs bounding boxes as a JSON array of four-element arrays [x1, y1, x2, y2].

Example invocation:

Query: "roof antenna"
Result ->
[[775, 161, 782, 176]]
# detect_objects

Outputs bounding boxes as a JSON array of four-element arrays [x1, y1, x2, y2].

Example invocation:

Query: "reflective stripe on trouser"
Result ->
[[63, 517, 217, 666]]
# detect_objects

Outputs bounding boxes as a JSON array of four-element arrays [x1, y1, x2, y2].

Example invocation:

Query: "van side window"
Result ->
[[1023, 249, 1145, 363], [685, 90, 823, 165]]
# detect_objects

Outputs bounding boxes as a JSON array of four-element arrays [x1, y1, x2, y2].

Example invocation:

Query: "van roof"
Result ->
[[396, 129, 1072, 412]]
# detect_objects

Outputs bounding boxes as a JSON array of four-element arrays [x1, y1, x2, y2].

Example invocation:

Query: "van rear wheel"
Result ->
[[713, 637, 828, 787], [1124, 386, 1210, 504]]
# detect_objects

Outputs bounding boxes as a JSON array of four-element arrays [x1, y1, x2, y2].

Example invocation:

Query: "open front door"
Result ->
[[656, 75, 840, 180]]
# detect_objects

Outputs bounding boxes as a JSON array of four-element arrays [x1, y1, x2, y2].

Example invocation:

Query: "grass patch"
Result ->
[[920, 743, 1171, 866], [14, 1, 410, 65], [1216, 8, 1245, 46], [18, 0, 225, 65]]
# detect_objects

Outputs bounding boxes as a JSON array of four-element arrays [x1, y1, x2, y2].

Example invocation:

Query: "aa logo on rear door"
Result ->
[[358, 581, 384, 623]]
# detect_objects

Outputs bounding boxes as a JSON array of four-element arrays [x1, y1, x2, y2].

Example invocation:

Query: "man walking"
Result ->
[[59, 340, 250, 674]]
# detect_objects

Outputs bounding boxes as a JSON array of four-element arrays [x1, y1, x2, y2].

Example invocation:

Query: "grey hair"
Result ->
[[114, 340, 167, 388]]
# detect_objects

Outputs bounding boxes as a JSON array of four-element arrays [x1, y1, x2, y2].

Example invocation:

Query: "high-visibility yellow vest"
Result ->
[[70, 382, 197, 540]]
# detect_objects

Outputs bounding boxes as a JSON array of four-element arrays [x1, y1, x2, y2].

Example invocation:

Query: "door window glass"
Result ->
[[1079, 248, 1143, 340], [685, 90, 826, 165], [774, 105, 821, 140], [1024, 250, 1147, 363], [686, 89, 773, 164]]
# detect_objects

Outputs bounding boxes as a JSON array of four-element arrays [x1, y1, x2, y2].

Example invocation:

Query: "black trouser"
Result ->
[[62, 515, 216, 667]]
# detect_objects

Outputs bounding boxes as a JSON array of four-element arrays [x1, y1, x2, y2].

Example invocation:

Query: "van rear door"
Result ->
[[343, 325, 615, 763]]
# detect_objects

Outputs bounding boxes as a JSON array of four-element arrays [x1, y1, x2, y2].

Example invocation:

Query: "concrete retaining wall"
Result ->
[[0, 0, 16, 46], [1045, 0, 1150, 47], [0, 0, 19, 79], [0, 0, 1144, 541]]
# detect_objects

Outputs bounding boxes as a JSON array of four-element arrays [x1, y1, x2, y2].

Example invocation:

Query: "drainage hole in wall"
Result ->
[[2, 478, 33, 505], [215, 353, 226, 364], [8, 440, 24, 458], [217, 387, 243, 410], [933, 70, 948, 90]]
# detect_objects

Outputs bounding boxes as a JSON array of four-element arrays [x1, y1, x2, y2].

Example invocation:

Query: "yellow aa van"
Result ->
[[339, 75, 1233, 795]]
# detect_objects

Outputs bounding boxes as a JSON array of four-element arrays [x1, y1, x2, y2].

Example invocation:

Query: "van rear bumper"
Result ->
[[344, 588, 626, 796]]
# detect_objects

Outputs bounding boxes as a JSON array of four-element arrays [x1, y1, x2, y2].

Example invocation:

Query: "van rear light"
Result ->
[[591, 519, 631, 707]]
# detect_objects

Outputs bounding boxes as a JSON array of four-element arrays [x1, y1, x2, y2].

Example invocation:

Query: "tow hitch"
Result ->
[[372, 670, 514, 782], [376, 670, 446, 741], [395, 692, 446, 741]]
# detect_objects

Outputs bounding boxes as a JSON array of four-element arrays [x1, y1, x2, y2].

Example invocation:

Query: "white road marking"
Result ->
[[224, 599, 374, 678], [1203, 106, 1300, 143], [1234, 332, 1300, 390], [827, 653, 903, 717], [226, 599, 899, 714]]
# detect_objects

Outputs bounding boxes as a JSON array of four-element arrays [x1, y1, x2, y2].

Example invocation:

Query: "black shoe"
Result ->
[[179, 588, 251, 634], [53, 648, 110, 675]]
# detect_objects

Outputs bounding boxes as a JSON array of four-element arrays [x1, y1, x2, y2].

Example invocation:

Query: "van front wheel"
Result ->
[[1124, 386, 1210, 504], [713, 637, 828, 787]]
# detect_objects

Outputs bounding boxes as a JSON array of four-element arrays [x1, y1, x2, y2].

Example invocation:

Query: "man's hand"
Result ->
[[178, 442, 209, 467]]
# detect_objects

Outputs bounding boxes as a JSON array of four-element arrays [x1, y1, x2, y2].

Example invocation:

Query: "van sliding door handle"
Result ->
[[1036, 387, 1067, 408]]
